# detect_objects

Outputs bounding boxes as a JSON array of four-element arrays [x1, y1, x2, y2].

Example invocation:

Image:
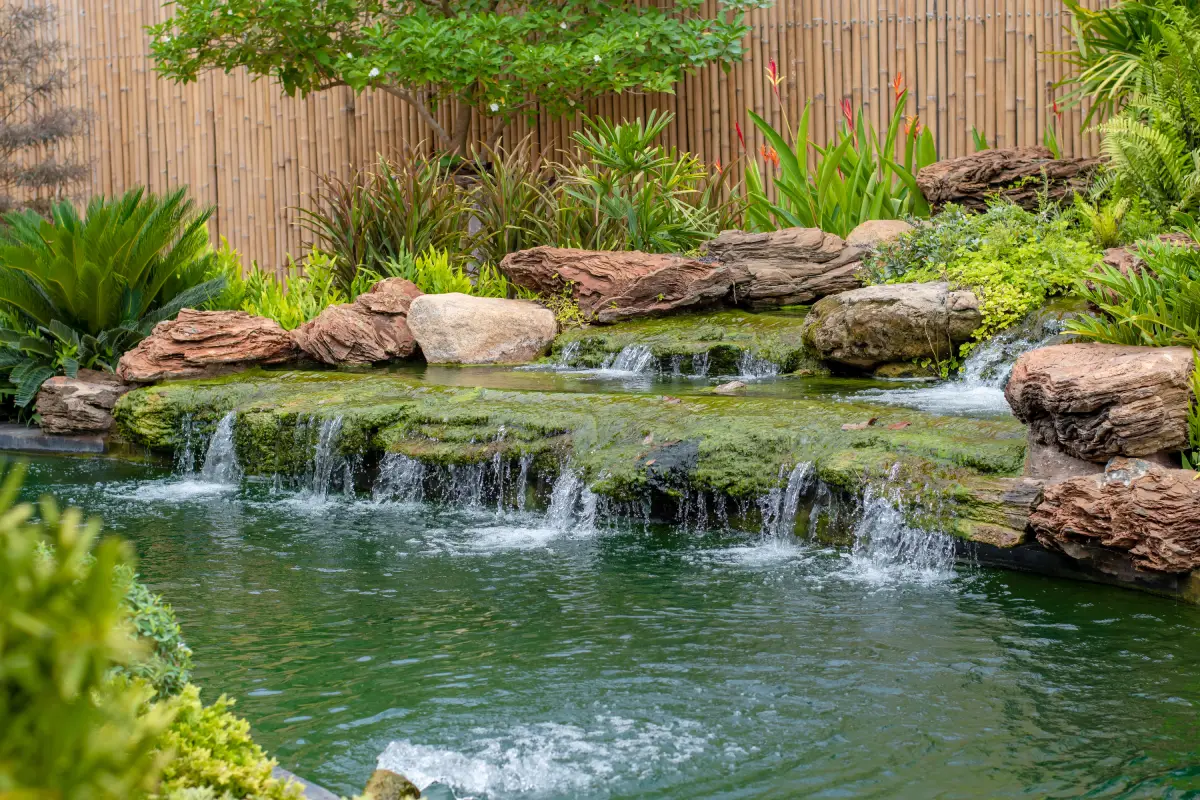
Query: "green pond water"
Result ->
[[19, 455, 1200, 799]]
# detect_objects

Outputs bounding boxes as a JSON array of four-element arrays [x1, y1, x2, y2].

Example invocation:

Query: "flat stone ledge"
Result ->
[[0, 424, 106, 455]]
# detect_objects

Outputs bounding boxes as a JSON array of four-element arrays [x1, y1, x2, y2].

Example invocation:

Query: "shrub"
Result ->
[[1186, 354, 1200, 470], [0, 461, 174, 798], [381, 248, 512, 298], [155, 685, 304, 800], [116, 563, 194, 701], [865, 203, 1102, 349], [0, 188, 226, 405]]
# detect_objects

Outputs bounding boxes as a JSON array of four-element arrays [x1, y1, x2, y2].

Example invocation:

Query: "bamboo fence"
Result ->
[[26, 0, 1108, 270]]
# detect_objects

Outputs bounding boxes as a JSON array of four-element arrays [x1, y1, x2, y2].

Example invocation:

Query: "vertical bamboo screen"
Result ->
[[39, 0, 1108, 270]]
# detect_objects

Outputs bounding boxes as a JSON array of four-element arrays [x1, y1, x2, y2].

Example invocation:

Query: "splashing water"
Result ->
[[842, 481, 957, 584], [691, 351, 710, 377], [373, 454, 426, 503], [606, 344, 657, 374], [307, 416, 346, 501], [553, 341, 580, 368], [758, 462, 814, 538], [736, 351, 780, 380], [545, 467, 584, 530], [199, 412, 241, 484], [514, 453, 533, 513]]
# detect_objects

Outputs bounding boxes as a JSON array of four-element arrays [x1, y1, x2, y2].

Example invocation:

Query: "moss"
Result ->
[[551, 308, 829, 375], [116, 369, 1026, 519]]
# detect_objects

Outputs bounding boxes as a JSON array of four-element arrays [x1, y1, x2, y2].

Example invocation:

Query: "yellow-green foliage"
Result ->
[[155, 685, 304, 800], [864, 203, 1102, 351], [0, 462, 174, 799], [115, 563, 194, 700], [382, 248, 511, 297]]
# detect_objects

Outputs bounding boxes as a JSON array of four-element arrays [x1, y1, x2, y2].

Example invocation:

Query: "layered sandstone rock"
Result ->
[[800, 282, 982, 371], [117, 309, 300, 383], [292, 278, 423, 365], [843, 219, 914, 249], [701, 227, 865, 306], [406, 293, 557, 364], [916, 146, 1101, 212], [1004, 343, 1193, 462], [1031, 457, 1200, 573], [35, 369, 132, 434], [497, 247, 739, 323]]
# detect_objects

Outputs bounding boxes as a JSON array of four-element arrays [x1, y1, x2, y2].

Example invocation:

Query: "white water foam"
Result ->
[[373, 454, 426, 503], [378, 716, 709, 797], [199, 412, 241, 484], [735, 351, 781, 380], [838, 481, 957, 586]]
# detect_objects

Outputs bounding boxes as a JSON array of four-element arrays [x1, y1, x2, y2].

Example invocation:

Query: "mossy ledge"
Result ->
[[114, 368, 1027, 540]]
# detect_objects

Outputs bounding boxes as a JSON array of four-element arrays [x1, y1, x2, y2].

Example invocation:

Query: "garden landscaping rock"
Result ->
[[844, 219, 914, 249], [117, 309, 300, 383], [498, 246, 739, 323], [800, 282, 981, 371], [1004, 343, 1193, 462], [713, 380, 747, 395], [407, 293, 557, 364], [1031, 457, 1200, 574], [916, 146, 1101, 212], [362, 769, 420, 800], [701, 227, 865, 306], [292, 278, 423, 365], [35, 369, 132, 435]]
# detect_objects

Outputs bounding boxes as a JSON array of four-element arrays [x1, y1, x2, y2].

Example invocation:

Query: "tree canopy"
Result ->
[[149, 0, 770, 154]]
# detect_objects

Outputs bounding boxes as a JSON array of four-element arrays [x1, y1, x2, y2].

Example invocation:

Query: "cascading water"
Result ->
[[758, 462, 814, 538], [691, 352, 710, 377], [515, 453, 533, 512], [199, 412, 241, 484], [373, 454, 426, 503], [736, 351, 781, 380], [306, 416, 347, 501], [543, 466, 597, 531], [844, 470, 957, 582], [553, 341, 580, 368], [605, 344, 657, 374]]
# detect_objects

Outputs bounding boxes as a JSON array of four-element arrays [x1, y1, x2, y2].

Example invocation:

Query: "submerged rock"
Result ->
[[801, 282, 981, 371], [498, 246, 739, 323], [713, 380, 747, 394], [292, 278, 423, 365], [1005, 343, 1193, 462], [363, 768, 421, 800], [702, 227, 864, 307], [916, 146, 1100, 213], [35, 369, 132, 434], [407, 293, 557, 364], [1031, 457, 1200, 573], [117, 309, 300, 383]]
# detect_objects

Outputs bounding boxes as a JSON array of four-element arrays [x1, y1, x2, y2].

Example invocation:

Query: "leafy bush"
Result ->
[[0, 461, 174, 798], [0, 188, 226, 405], [301, 156, 471, 292], [1186, 354, 1200, 470], [743, 81, 936, 236], [1067, 234, 1200, 346], [154, 685, 304, 800], [865, 203, 1102, 347], [116, 563, 194, 701], [381, 249, 511, 298]]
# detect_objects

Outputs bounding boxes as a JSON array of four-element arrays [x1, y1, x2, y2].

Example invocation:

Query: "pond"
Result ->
[[21, 455, 1200, 799]]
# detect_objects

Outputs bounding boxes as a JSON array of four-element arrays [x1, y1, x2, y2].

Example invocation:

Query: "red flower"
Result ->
[[1052, 99, 1062, 116], [892, 73, 904, 103], [767, 58, 782, 100], [841, 98, 854, 130], [760, 144, 780, 169], [904, 114, 922, 136], [714, 159, 723, 175], [735, 121, 745, 149]]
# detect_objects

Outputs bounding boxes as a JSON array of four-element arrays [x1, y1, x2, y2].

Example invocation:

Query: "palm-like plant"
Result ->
[[0, 188, 225, 406]]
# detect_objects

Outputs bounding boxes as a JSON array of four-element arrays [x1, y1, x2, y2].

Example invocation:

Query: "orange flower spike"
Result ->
[[892, 73, 904, 103], [714, 159, 723, 175], [841, 98, 854, 131], [735, 121, 745, 149]]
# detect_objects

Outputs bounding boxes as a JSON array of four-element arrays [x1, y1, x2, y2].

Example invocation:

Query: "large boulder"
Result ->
[[497, 247, 739, 323], [35, 369, 132, 435], [406, 293, 557, 364], [292, 278, 423, 365], [701, 227, 864, 306], [1004, 343, 1193, 462], [117, 309, 300, 383], [800, 282, 982, 371], [1031, 457, 1200, 573], [916, 146, 1101, 213], [843, 219, 914, 250]]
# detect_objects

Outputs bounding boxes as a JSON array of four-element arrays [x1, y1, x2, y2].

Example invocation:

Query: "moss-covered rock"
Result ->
[[551, 308, 828, 375]]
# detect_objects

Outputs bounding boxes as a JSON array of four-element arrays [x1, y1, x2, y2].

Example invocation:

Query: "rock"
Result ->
[[713, 380, 747, 395], [701, 227, 864, 307], [800, 282, 982, 370], [1100, 232, 1195, 276], [1023, 433, 1104, 483], [406, 293, 557, 364], [1004, 343, 1194, 462], [1031, 457, 1200, 573], [844, 219, 914, 249], [873, 362, 939, 379], [497, 247, 740, 323], [292, 278, 423, 365], [117, 309, 300, 383], [363, 768, 421, 800], [916, 146, 1101, 212], [952, 477, 1044, 548], [35, 369, 132, 434]]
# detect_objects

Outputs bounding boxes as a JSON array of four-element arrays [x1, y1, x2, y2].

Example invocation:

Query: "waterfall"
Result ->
[[545, 468, 584, 530], [737, 351, 780, 380], [373, 454, 426, 503], [199, 412, 241, 484], [846, 476, 956, 580], [554, 341, 580, 368], [515, 453, 533, 512], [446, 463, 487, 509], [308, 416, 346, 501], [174, 413, 200, 474], [606, 345, 657, 374], [691, 352, 710, 377], [759, 462, 814, 538]]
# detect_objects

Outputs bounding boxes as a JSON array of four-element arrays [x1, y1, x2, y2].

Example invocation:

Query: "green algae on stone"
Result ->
[[551, 309, 829, 375]]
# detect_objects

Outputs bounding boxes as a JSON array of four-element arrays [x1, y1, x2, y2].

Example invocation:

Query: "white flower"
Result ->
[[593, 54, 601, 63], [368, 67, 380, 78], [560, 21, 567, 29], [568, 99, 575, 107], [489, 102, 499, 112]]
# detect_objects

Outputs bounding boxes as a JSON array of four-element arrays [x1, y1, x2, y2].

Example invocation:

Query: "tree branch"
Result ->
[[379, 84, 453, 150]]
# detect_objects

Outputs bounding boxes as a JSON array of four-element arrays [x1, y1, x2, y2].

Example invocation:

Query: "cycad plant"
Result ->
[[743, 84, 937, 237], [0, 188, 224, 405], [1098, 4, 1200, 217]]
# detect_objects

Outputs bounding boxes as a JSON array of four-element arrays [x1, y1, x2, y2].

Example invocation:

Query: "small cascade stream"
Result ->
[[843, 470, 957, 582], [758, 462, 814, 538], [198, 412, 241, 484], [544, 466, 598, 532]]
